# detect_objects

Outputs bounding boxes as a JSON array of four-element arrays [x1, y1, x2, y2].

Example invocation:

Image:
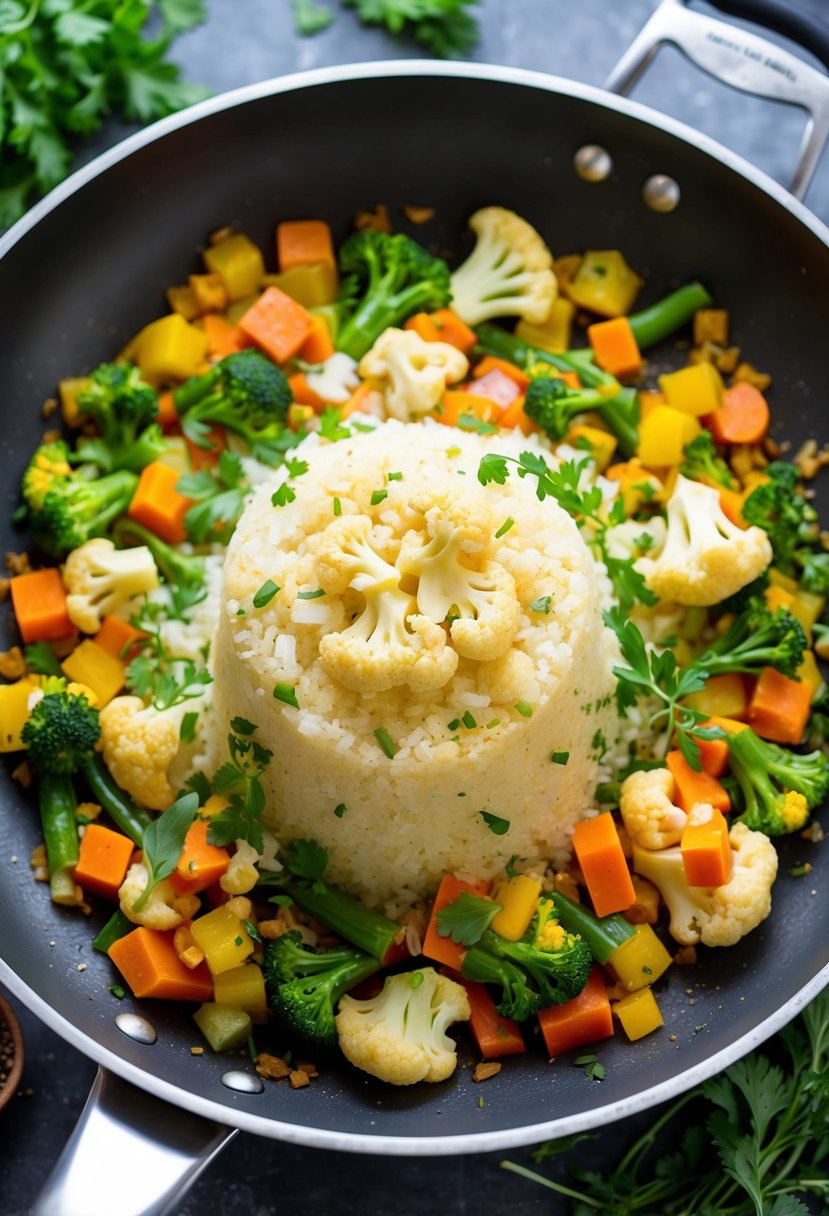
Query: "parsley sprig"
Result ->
[[292, 0, 480, 58], [126, 597, 211, 710], [208, 723, 273, 851], [178, 451, 249, 545], [436, 891, 501, 946], [130, 791, 198, 912]]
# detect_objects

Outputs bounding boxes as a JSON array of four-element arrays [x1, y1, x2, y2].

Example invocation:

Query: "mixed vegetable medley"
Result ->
[[2, 202, 828, 1090]]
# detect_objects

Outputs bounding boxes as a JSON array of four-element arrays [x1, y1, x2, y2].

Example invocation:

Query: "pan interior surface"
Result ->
[[1, 66, 828, 1151]]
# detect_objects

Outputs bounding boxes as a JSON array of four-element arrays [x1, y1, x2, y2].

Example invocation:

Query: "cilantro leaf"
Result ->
[[480, 810, 510, 835], [436, 891, 501, 946], [130, 791, 199, 912], [285, 838, 329, 884], [341, 0, 480, 57], [208, 726, 273, 851]]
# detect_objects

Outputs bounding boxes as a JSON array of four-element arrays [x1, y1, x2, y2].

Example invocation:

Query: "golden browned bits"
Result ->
[[472, 1062, 502, 1083]]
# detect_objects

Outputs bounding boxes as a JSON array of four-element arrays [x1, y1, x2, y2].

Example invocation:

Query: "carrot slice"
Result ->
[[572, 812, 635, 917], [429, 308, 478, 354], [169, 818, 230, 895], [472, 355, 531, 391], [706, 382, 770, 445], [404, 313, 442, 342], [665, 750, 731, 813], [747, 666, 813, 745], [422, 874, 491, 971], [74, 824, 135, 901], [449, 971, 525, 1058], [108, 926, 213, 1000], [128, 461, 193, 544], [296, 314, 335, 364], [497, 394, 534, 435], [10, 568, 74, 644], [680, 805, 732, 888], [202, 313, 243, 359], [538, 966, 614, 1056], [237, 287, 314, 364], [288, 371, 326, 412], [587, 316, 643, 379], [434, 391, 498, 428], [277, 220, 336, 272]]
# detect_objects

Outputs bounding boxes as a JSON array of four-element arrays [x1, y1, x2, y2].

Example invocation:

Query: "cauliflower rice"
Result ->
[[212, 420, 618, 907]]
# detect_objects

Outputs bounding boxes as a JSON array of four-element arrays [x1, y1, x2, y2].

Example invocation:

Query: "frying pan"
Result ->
[[2, 1, 829, 1212]]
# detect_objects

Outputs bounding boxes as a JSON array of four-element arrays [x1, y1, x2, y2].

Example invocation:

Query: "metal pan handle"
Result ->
[[32, 1068, 236, 1216], [605, 0, 829, 198]]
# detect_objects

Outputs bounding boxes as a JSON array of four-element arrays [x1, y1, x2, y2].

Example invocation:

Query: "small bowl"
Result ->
[[0, 993, 24, 1113]]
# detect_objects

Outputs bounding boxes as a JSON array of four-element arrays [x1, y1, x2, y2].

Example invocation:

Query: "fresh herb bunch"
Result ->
[[291, 0, 480, 58], [208, 718, 273, 852], [503, 990, 829, 1215], [0, 0, 209, 229]]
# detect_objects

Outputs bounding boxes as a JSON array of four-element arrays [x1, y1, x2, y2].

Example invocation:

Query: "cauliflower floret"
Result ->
[[304, 352, 361, 404], [335, 967, 470, 1085], [637, 475, 772, 607], [220, 838, 261, 895], [449, 206, 557, 327], [99, 695, 205, 811], [63, 537, 159, 633], [620, 767, 687, 850], [315, 516, 458, 694], [358, 328, 468, 422], [632, 822, 778, 947], [400, 491, 520, 662], [118, 862, 200, 930], [477, 648, 539, 705], [603, 516, 667, 562]]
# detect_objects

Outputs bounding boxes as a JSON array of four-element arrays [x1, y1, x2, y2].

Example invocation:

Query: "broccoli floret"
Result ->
[[680, 430, 735, 489], [112, 517, 205, 589], [22, 685, 101, 775], [30, 469, 139, 557], [743, 461, 821, 580], [174, 349, 293, 467], [21, 441, 75, 511], [695, 598, 807, 680], [461, 898, 592, 1020], [727, 725, 828, 836], [714, 571, 771, 618], [335, 231, 451, 361], [263, 930, 380, 1046], [75, 363, 165, 473], [797, 549, 829, 596], [523, 373, 640, 461]]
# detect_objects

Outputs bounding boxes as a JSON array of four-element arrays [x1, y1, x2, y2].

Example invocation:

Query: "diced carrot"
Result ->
[[448, 972, 525, 1058], [466, 369, 521, 409], [288, 371, 327, 412], [747, 666, 813, 745], [277, 220, 336, 272], [434, 391, 498, 428], [706, 382, 770, 445], [202, 313, 243, 359], [430, 308, 478, 353], [472, 356, 531, 391], [184, 426, 226, 471], [587, 316, 643, 379], [665, 750, 731, 813], [128, 461, 193, 545], [538, 966, 614, 1057], [10, 568, 74, 644], [422, 874, 491, 971], [341, 380, 377, 419], [94, 616, 146, 663], [156, 391, 179, 431], [681, 805, 732, 888], [296, 314, 335, 364], [692, 723, 730, 779], [237, 287, 314, 364], [497, 394, 535, 435], [719, 487, 749, 529], [169, 818, 230, 895], [108, 926, 213, 1000], [404, 313, 442, 342], [572, 812, 635, 917], [74, 824, 135, 901]]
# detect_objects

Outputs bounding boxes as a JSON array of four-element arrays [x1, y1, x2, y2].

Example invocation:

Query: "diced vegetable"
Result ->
[[93, 616, 146, 663], [587, 316, 642, 379], [434, 391, 498, 428], [566, 251, 643, 317], [108, 926, 213, 1000], [189, 905, 254, 974], [658, 362, 723, 417], [607, 924, 672, 992], [472, 355, 531, 391], [58, 377, 91, 427], [264, 263, 339, 309], [203, 232, 265, 301], [747, 666, 813, 745], [613, 987, 663, 1041], [10, 568, 74, 644], [92, 907, 134, 954], [423, 874, 491, 970], [131, 314, 209, 387], [565, 424, 617, 472], [490, 875, 543, 941], [515, 297, 575, 352], [707, 382, 770, 445], [237, 286, 314, 364], [169, 818, 230, 895], [537, 965, 614, 1056], [61, 640, 125, 708], [550, 890, 635, 965], [682, 672, 749, 720], [277, 220, 336, 272], [0, 676, 41, 753], [128, 460, 193, 545], [665, 749, 730, 813], [73, 823, 135, 901], [572, 811, 635, 917], [193, 1002, 252, 1052], [637, 406, 701, 466], [297, 313, 335, 364], [681, 805, 732, 888], [202, 313, 243, 359], [452, 972, 525, 1058], [468, 368, 522, 409], [429, 308, 478, 353], [212, 963, 268, 1017]]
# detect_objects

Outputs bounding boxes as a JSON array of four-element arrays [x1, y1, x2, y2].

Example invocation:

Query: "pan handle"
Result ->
[[604, 0, 829, 199], [31, 1067, 237, 1216]]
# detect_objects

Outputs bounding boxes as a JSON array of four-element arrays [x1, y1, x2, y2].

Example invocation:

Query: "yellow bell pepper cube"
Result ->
[[165, 284, 199, 321], [605, 459, 662, 517], [61, 641, 125, 708], [658, 362, 724, 417], [262, 262, 339, 310], [567, 250, 644, 317], [682, 672, 748, 720], [202, 794, 231, 819], [188, 273, 228, 314], [797, 650, 823, 697], [637, 405, 701, 467], [59, 377, 92, 427], [765, 585, 797, 615], [515, 296, 576, 353], [190, 906, 254, 975], [203, 233, 265, 301], [0, 676, 41, 753], [566, 425, 617, 472], [791, 589, 826, 639], [768, 568, 799, 595], [614, 986, 663, 1041], [490, 875, 543, 941], [132, 314, 209, 387], [212, 962, 268, 1017], [608, 924, 672, 992]]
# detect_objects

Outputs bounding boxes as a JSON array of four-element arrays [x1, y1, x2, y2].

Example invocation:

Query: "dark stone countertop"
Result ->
[[2, 1, 829, 1212]]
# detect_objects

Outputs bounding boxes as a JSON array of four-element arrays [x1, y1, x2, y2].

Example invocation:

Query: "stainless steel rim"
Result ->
[[3, 58, 829, 1154]]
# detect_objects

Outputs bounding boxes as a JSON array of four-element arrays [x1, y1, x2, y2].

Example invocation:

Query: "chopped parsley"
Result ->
[[179, 711, 199, 743], [480, 810, 510, 836], [387, 471, 403, 481], [458, 413, 497, 434], [515, 700, 534, 718], [230, 717, 257, 736], [333, 496, 342, 516], [574, 1054, 605, 1082], [272, 483, 296, 507], [409, 970, 425, 989], [528, 595, 553, 614], [550, 750, 570, 765], [371, 489, 388, 505], [334, 803, 347, 819], [437, 891, 502, 946], [462, 710, 477, 729]]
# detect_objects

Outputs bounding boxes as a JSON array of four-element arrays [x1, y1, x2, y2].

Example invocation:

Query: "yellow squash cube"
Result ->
[[515, 297, 576, 353], [797, 651, 823, 697], [165, 284, 199, 321], [567, 250, 643, 317], [791, 589, 826, 638], [637, 406, 701, 467], [203, 233, 265, 301], [58, 377, 92, 427], [566, 425, 617, 472], [132, 314, 209, 387], [212, 963, 268, 1016], [0, 676, 41, 753], [262, 262, 339, 310], [614, 986, 663, 1041], [61, 641, 124, 708], [189, 273, 228, 314], [682, 672, 748, 720], [190, 906, 254, 975], [490, 875, 542, 941], [608, 924, 672, 992], [658, 362, 723, 417]]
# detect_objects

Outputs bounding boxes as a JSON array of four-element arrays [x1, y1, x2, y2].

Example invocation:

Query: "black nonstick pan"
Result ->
[[1, 2, 829, 1213]]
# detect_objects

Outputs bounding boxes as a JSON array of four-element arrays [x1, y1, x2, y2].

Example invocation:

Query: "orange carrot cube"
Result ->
[[572, 812, 635, 917]]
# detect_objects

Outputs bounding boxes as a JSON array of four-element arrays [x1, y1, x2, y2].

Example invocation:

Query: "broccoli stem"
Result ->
[[172, 367, 219, 415], [627, 282, 713, 350], [92, 907, 135, 954], [549, 890, 635, 964], [275, 879, 400, 961], [80, 753, 153, 845], [39, 772, 80, 905], [111, 517, 206, 587]]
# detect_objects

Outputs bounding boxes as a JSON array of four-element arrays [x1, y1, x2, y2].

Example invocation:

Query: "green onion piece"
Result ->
[[515, 700, 533, 718], [371, 489, 388, 505], [296, 588, 325, 600], [462, 710, 477, 729], [334, 803, 347, 818], [387, 471, 403, 481], [273, 683, 300, 708], [495, 516, 515, 539], [528, 595, 553, 614], [551, 751, 570, 765], [180, 711, 199, 743], [374, 727, 396, 758], [333, 496, 342, 516], [253, 579, 279, 608]]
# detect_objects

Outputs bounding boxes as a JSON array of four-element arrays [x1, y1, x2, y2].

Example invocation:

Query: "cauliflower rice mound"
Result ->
[[212, 420, 618, 908]]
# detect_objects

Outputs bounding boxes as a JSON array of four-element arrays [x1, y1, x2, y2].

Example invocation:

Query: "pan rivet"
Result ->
[[115, 1013, 157, 1045], [643, 174, 681, 212], [574, 145, 613, 182], [221, 1069, 264, 1095]]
